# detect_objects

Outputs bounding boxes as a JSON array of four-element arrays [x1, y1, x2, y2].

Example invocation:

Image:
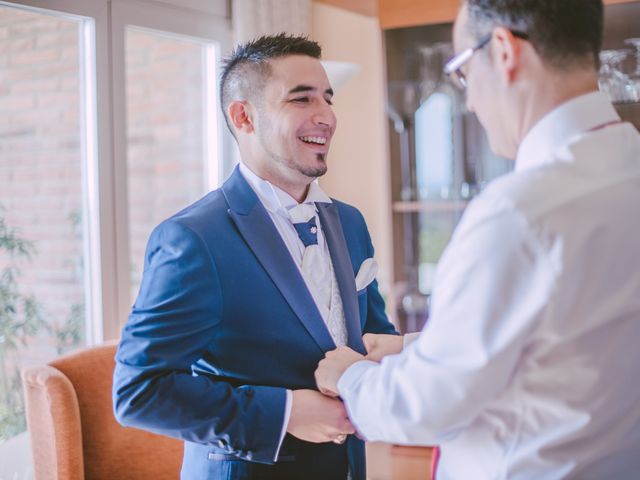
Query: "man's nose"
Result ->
[[313, 101, 336, 128]]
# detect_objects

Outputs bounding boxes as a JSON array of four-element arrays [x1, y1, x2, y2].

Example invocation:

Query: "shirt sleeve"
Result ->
[[113, 219, 287, 463], [403, 332, 421, 348], [337, 195, 555, 445], [274, 390, 293, 461]]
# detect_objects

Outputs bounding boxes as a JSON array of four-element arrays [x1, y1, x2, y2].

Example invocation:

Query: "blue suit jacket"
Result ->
[[113, 167, 397, 479]]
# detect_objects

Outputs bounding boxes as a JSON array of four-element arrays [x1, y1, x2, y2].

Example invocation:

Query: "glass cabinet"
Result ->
[[384, 2, 640, 333]]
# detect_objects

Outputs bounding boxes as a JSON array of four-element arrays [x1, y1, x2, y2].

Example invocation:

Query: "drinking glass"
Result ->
[[624, 38, 640, 100], [598, 49, 638, 103]]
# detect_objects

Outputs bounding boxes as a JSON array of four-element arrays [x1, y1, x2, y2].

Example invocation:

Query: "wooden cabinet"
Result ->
[[379, 0, 458, 29], [383, 1, 640, 476], [382, 0, 640, 335], [379, 0, 639, 29]]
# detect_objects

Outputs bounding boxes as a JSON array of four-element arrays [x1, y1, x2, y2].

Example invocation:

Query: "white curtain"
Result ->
[[230, 0, 360, 92], [232, 0, 312, 43]]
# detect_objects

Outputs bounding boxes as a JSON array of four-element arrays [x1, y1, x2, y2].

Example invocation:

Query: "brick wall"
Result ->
[[125, 28, 207, 301], [0, 8, 85, 366], [0, 8, 210, 338], [0, 5, 210, 446]]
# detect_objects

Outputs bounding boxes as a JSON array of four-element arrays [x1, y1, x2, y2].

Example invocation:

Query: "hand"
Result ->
[[286, 389, 355, 443], [363, 333, 404, 362], [315, 346, 365, 398]]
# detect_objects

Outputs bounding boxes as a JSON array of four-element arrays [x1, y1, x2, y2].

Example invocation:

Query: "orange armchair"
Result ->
[[22, 342, 183, 480]]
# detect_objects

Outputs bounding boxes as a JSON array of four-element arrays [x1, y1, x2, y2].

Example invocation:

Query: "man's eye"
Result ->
[[292, 97, 310, 103]]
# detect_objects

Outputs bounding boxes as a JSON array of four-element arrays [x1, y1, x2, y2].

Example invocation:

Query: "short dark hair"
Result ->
[[219, 33, 322, 135], [464, 0, 603, 70]]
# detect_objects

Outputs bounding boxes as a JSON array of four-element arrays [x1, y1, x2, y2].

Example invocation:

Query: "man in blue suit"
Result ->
[[113, 33, 397, 479]]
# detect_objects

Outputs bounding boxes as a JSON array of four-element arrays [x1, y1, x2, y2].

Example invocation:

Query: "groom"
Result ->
[[113, 33, 396, 480]]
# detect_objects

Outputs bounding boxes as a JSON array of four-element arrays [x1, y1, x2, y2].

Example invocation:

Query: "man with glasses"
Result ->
[[315, 1, 640, 478]]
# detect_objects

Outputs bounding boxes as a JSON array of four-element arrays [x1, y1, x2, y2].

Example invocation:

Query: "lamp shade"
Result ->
[[321, 60, 361, 92]]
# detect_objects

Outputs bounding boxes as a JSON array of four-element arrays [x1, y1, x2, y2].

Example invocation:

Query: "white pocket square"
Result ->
[[355, 258, 378, 292]]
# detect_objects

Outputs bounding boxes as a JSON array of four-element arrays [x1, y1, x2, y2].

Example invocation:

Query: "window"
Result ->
[[0, 5, 94, 476], [125, 27, 219, 299], [0, 0, 229, 477]]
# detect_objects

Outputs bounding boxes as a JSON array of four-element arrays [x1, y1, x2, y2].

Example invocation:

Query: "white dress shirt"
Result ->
[[239, 163, 340, 459], [338, 92, 640, 479], [239, 163, 332, 267]]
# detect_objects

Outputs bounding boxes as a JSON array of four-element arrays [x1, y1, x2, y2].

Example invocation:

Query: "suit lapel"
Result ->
[[317, 203, 366, 354], [222, 168, 336, 354]]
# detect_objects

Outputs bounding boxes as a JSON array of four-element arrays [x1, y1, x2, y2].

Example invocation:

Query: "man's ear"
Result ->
[[227, 101, 254, 134], [491, 27, 522, 85]]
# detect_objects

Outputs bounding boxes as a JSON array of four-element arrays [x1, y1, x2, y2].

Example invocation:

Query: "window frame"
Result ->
[[1, 0, 231, 343]]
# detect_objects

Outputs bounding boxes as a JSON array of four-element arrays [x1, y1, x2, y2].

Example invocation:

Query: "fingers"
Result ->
[[332, 399, 355, 435], [315, 347, 365, 405], [362, 333, 404, 362], [362, 333, 376, 353], [314, 358, 338, 397], [318, 385, 340, 397], [315, 395, 355, 441], [328, 415, 355, 439], [287, 389, 356, 443], [341, 420, 356, 435]]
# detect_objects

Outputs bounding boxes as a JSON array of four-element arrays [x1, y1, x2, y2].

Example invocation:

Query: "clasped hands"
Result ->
[[286, 333, 403, 444], [315, 333, 404, 397]]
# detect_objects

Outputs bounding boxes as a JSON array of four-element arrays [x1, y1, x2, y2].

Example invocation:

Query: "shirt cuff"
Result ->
[[337, 359, 379, 440], [338, 359, 377, 395], [403, 332, 421, 348], [274, 389, 292, 461]]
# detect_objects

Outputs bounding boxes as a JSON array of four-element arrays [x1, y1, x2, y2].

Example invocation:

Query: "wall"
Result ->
[[311, 3, 395, 311], [310, 10, 395, 474]]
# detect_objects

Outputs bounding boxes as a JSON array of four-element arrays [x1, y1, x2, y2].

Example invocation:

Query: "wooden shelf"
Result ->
[[393, 200, 469, 213], [379, 0, 640, 29], [606, 0, 640, 5]]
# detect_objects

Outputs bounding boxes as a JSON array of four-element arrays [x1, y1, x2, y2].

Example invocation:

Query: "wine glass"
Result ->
[[387, 81, 422, 134], [625, 38, 640, 76], [624, 38, 640, 99], [386, 80, 422, 201], [417, 42, 452, 102], [598, 49, 638, 103]]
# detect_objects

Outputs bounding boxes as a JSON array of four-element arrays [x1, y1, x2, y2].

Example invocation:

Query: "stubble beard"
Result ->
[[256, 123, 328, 180], [261, 138, 328, 179], [300, 153, 328, 178], [275, 151, 327, 179]]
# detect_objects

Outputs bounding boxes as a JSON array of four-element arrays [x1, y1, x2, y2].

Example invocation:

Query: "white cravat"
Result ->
[[288, 203, 331, 316], [287, 202, 347, 346], [238, 164, 348, 346]]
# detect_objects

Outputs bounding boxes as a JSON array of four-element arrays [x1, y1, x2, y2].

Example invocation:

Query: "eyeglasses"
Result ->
[[443, 30, 529, 90]]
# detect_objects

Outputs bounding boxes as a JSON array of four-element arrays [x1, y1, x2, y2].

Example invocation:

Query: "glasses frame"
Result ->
[[444, 30, 529, 90]]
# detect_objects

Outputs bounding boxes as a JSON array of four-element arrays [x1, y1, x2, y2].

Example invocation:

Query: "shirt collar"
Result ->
[[516, 91, 621, 172], [238, 162, 332, 217]]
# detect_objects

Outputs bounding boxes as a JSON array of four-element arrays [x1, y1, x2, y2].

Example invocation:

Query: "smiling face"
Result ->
[[246, 55, 336, 191]]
